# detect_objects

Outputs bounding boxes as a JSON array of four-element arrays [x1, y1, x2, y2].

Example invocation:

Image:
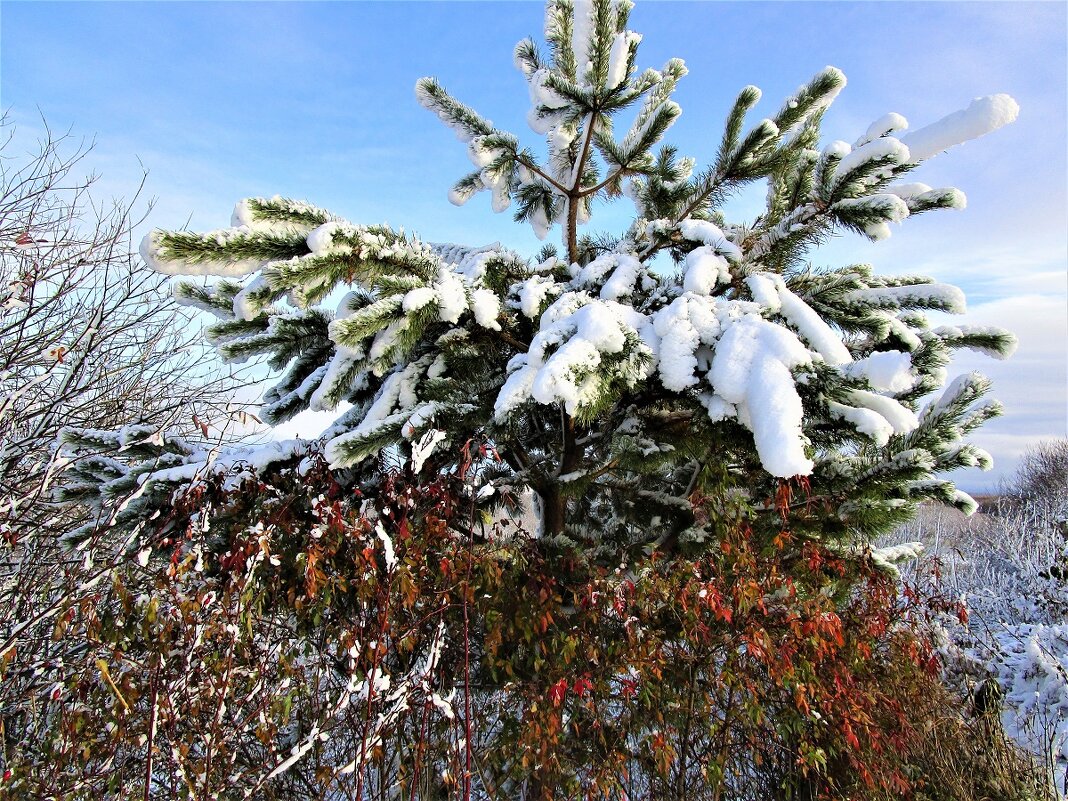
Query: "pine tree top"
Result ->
[[64, 0, 1018, 555]]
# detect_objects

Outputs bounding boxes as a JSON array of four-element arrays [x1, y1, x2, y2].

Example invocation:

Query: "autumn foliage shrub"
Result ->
[[4, 441, 1049, 800]]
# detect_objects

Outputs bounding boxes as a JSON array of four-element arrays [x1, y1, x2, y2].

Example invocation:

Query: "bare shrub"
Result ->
[[0, 115, 247, 791]]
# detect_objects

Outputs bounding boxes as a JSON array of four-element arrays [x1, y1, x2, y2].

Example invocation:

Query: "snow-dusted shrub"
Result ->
[[887, 441, 1068, 792]]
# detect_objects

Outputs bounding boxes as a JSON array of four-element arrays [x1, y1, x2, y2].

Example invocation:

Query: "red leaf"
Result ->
[[549, 678, 568, 708], [573, 676, 593, 698]]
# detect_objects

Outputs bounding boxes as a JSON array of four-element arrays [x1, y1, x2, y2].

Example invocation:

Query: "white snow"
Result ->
[[230, 196, 328, 235], [606, 32, 641, 90], [847, 388, 918, 435], [410, 428, 446, 474], [745, 274, 781, 312], [467, 137, 500, 169], [599, 255, 643, 301], [884, 182, 931, 200], [835, 137, 911, 182], [901, 94, 1019, 162], [495, 293, 654, 417], [140, 230, 260, 278], [844, 350, 915, 393], [309, 352, 363, 411], [306, 221, 346, 256], [707, 314, 814, 476], [231, 275, 269, 321], [678, 219, 742, 262], [846, 282, 966, 314], [494, 360, 538, 420], [774, 278, 852, 366], [571, 252, 619, 286], [528, 203, 552, 240], [402, 286, 438, 313], [470, 288, 502, 330], [683, 248, 732, 296], [527, 69, 569, 110], [828, 400, 895, 445], [653, 297, 701, 391], [571, 0, 594, 85], [746, 354, 813, 478], [933, 324, 1018, 359], [368, 318, 408, 363], [869, 541, 924, 578], [517, 274, 560, 319], [433, 267, 468, 324], [857, 112, 908, 146], [375, 522, 398, 571], [822, 140, 852, 162], [448, 183, 479, 207]]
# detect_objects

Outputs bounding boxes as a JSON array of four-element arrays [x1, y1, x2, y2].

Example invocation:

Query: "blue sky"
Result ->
[[2, 1, 1065, 490]]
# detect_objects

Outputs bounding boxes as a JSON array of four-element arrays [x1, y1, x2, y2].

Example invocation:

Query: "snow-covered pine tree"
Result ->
[[62, 0, 1018, 563]]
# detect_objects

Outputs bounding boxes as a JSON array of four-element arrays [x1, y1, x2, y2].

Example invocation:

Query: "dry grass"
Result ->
[[865, 669, 1057, 801]]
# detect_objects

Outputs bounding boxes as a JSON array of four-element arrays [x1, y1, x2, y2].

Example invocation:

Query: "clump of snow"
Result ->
[[448, 184, 478, 207], [683, 248, 731, 295], [599, 255, 643, 301], [375, 522, 398, 571], [606, 31, 641, 90], [678, 219, 742, 262], [845, 282, 966, 315], [745, 273, 852, 366], [844, 350, 916, 393], [901, 94, 1019, 162], [495, 293, 654, 418], [517, 274, 560, 319], [848, 388, 919, 435], [884, 182, 932, 200], [836, 136, 911, 182], [232, 275, 269, 321], [527, 203, 552, 240], [230, 196, 329, 235], [774, 278, 852, 366], [745, 274, 781, 312], [828, 400, 896, 446], [306, 221, 346, 256], [571, 0, 595, 85], [822, 140, 852, 162], [653, 296, 714, 391], [470, 288, 501, 330], [527, 69, 570, 110], [869, 541, 924, 578], [433, 267, 468, 324], [934, 324, 1018, 360], [708, 315, 814, 477], [402, 286, 437, 313], [856, 112, 908, 146]]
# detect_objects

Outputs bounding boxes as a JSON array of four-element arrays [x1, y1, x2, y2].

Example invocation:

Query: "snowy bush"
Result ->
[[886, 441, 1068, 792]]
